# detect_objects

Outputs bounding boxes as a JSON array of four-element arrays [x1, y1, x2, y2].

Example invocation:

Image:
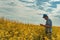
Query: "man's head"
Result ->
[[43, 14, 48, 20]]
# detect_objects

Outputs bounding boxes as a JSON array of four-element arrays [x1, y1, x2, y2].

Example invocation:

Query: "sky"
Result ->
[[0, 0, 60, 26]]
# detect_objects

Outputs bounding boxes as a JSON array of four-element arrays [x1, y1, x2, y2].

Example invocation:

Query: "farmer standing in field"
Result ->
[[40, 14, 52, 40]]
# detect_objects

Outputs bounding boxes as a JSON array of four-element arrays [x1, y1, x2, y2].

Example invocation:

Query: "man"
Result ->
[[40, 14, 52, 40]]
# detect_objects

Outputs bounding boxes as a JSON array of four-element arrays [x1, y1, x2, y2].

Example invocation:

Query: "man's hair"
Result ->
[[43, 14, 48, 18]]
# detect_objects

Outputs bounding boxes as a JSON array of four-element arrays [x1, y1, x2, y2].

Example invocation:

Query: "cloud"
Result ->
[[49, 1, 60, 8], [50, 0, 60, 2], [0, 0, 46, 24], [18, 0, 51, 11], [49, 4, 60, 17], [19, 0, 34, 3]]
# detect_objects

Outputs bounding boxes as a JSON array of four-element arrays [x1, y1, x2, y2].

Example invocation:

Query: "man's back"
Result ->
[[45, 19, 52, 33]]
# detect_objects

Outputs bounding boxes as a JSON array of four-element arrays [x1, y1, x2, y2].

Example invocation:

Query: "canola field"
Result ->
[[0, 18, 60, 40]]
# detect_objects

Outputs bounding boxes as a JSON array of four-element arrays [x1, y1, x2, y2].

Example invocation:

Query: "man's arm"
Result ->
[[40, 24, 50, 28], [40, 19, 52, 28]]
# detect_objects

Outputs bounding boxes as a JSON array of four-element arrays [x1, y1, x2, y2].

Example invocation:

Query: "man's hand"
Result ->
[[40, 24, 44, 26], [40, 24, 50, 28]]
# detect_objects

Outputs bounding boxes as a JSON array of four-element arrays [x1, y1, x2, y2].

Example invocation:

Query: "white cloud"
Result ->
[[50, 0, 60, 2], [25, 0, 35, 2], [20, 0, 35, 2], [49, 4, 60, 16], [0, 0, 46, 24]]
